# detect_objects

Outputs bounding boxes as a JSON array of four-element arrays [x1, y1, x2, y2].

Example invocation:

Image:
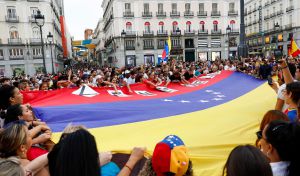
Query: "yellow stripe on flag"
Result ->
[[168, 36, 172, 51]]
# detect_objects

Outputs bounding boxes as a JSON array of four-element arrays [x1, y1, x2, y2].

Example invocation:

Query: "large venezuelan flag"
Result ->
[[23, 71, 275, 176]]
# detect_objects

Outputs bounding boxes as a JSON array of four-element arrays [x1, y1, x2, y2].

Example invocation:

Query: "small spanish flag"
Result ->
[[290, 37, 300, 57]]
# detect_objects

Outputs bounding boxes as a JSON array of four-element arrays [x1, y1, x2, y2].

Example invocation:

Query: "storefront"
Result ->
[[144, 55, 155, 65], [125, 55, 136, 67], [198, 52, 208, 61], [211, 51, 221, 61]]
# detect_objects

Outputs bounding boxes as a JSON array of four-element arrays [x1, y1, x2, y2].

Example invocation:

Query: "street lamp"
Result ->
[[238, 0, 248, 59], [47, 32, 54, 74], [121, 30, 126, 66], [34, 10, 46, 74], [226, 25, 232, 60], [274, 22, 281, 58]]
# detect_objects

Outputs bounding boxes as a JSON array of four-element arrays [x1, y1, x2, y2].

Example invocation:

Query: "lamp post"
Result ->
[[34, 9, 46, 74], [121, 30, 126, 67], [274, 22, 280, 58], [175, 28, 181, 61], [226, 25, 232, 60], [47, 32, 54, 74], [238, 0, 248, 59]]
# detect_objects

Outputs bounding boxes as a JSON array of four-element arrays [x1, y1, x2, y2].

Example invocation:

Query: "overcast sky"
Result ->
[[64, 0, 103, 40]]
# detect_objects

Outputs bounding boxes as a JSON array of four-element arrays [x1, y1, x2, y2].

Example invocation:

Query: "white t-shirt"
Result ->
[[270, 161, 289, 176], [124, 77, 135, 85]]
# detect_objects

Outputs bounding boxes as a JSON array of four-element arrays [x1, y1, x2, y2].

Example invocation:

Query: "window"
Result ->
[[280, 3, 283, 10], [157, 39, 166, 48], [0, 66, 4, 76], [200, 21, 205, 31], [172, 3, 177, 13], [32, 48, 42, 56], [158, 3, 163, 13], [7, 6, 16, 18], [273, 7, 276, 13], [186, 21, 191, 31], [144, 22, 150, 32], [32, 27, 40, 38], [30, 7, 38, 16], [171, 39, 181, 47], [185, 3, 191, 12], [0, 50, 3, 59], [9, 49, 23, 57], [199, 3, 204, 12], [230, 20, 235, 30], [172, 21, 178, 31], [158, 21, 164, 31], [143, 39, 153, 48], [125, 40, 135, 48], [229, 3, 235, 11], [125, 3, 131, 12], [213, 21, 218, 31], [144, 3, 149, 13], [212, 3, 218, 12], [9, 27, 18, 39], [126, 22, 132, 31], [289, 15, 292, 24]]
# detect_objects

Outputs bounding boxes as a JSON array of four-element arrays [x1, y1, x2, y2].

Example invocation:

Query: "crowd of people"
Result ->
[[0, 56, 300, 176]]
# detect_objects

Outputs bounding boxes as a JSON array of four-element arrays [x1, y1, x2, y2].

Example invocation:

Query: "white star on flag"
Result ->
[[205, 90, 213, 93], [212, 98, 223, 101], [163, 99, 174, 102], [212, 92, 221, 95], [216, 95, 226, 98], [199, 100, 209, 103], [179, 100, 191, 103]]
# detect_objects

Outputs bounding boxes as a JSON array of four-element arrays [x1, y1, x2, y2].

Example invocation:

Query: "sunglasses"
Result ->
[[256, 130, 263, 140]]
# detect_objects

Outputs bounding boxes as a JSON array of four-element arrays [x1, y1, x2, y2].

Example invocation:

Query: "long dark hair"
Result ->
[[0, 85, 16, 110], [4, 104, 22, 126], [266, 120, 300, 176], [223, 145, 273, 176], [286, 82, 300, 105], [48, 129, 100, 176]]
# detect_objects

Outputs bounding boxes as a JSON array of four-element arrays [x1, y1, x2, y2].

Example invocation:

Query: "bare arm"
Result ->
[[279, 59, 294, 84], [24, 153, 48, 175], [117, 147, 146, 176], [275, 98, 285, 111]]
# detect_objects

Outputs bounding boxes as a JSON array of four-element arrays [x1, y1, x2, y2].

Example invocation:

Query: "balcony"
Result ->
[[30, 38, 41, 44], [271, 0, 276, 4], [211, 11, 221, 17], [124, 31, 137, 37], [184, 11, 194, 17], [228, 10, 238, 16], [143, 45, 154, 50], [156, 12, 166, 17], [264, 15, 270, 20], [270, 12, 276, 18], [170, 11, 180, 17], [142, 12, 152, 18], [211, 29, 222, 35], [125, 46, 135, 50], [286, 6, 294, 12], [170, 30, 182, 36], [277, 10, 284, 16], [184, 30, 196, 36], [5, 15, 19, 23], [230, 29, 239, 35], [265, 1, 270, 7], [8, 38, 22, 45], [143, 30, 154, 37], [285, 23, 293, 30], [172, 44, 182, 49], [123, 11, 134, 17], [198, 29, 208, 35], [28, 14, 36, 22], [33, 55, 43, 59], [197, 11, 207, 17], [157, 30, 168, 37], [157, 44, 165, 49], [9, 55, 24, 60]]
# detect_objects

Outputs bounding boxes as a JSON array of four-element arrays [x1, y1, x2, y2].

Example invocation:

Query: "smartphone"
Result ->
[[267, 76, 273, 85]]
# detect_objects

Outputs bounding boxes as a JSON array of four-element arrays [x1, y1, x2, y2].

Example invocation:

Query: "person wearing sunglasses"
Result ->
[[256, 110, 289, 147], [258, 120, 300, 176]]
